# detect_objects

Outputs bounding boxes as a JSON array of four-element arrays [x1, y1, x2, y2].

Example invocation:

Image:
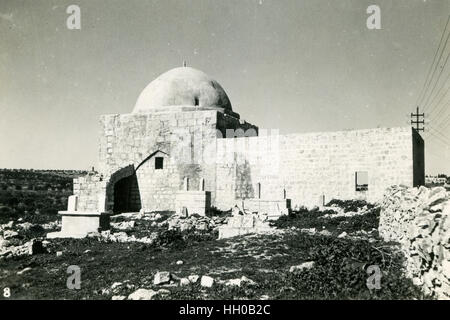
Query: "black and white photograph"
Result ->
[[0, 0, 449, 307]]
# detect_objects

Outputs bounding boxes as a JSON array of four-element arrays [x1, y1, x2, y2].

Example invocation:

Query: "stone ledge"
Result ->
[[58, 210, 110, 217], [46, 231, 88, 239]]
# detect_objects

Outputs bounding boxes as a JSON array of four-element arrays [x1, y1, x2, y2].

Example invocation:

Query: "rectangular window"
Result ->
[[355, 171, 368, 191], [155, 157, 164, 170]]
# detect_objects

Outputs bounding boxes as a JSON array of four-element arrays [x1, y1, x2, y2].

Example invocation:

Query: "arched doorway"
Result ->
[[113, 173, 141, 213]]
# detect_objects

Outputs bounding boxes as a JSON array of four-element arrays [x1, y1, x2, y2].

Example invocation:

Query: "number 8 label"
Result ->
[[3, 287, 11, 298]]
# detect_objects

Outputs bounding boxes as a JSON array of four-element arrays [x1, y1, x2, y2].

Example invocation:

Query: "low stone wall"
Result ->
[[379, 185, 450, 299]]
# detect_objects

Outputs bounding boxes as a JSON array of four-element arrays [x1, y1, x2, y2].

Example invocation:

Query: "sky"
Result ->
[[0, 0, 449, 174]]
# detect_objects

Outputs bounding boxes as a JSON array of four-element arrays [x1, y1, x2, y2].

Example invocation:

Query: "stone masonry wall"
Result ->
[[379, 186, 450, 299], [93, 109, 257, 212], [73, 172, 106, 212], [215, 127, 419, 209], [98, 109, 219, 212], [134, 151, 179, 211]]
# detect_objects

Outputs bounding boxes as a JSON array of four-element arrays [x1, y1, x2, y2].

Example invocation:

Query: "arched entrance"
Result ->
[[112, 173, 141, 213]]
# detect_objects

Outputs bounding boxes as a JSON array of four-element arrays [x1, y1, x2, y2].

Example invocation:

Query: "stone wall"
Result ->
[[75, 108, 256, 213], [379, 186, 450, 299], [97, 109, 220, 212], [99, 109, 219, 177], [215, 127, 420, 209], [76, 110, 421, 215], [73, 172, 106, 212]]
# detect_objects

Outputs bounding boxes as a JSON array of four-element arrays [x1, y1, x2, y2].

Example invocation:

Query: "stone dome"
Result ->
[[133, 67, 232, 113]]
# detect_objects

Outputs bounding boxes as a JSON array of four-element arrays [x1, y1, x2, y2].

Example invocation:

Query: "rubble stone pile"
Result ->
[[88, 230, 158, 244], [161, 214, 228, 232], [90, 212, 229, 244], [379, 185, 450, 299], [0, 220, 56, 259]]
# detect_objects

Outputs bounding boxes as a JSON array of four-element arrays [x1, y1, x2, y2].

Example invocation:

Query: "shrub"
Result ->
[[273, 206, 380, 234], [154, 229, 184, 247], [154, 228, 218, 250], [326, 199, 375, 212]]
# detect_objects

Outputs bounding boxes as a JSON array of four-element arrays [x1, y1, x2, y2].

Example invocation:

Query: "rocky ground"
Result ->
[[0, 201, 429, 300]]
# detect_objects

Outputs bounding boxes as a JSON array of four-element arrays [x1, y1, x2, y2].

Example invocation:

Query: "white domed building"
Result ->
[[133, 67, 234, 114], [51, 66, 424, 238], [75, 66, 259, 216]]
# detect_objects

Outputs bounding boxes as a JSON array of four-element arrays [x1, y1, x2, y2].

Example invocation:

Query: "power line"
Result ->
[[416, 15, 450, 109], [429, 94, 450, 121], [428, 74, 450, 121], [425, 134, 450, 150], [421, 24, 450, 110], [430, 125, 450, 142], [429, 100, 450, 126], [427, 128, 450, 147], [430, 126, 450, 141], [422, 50, 450, 112], [426, 126, 449, 141], [435, 112, 450, 130], [424, 135, 450, 162], [423, 72, 450, 115]]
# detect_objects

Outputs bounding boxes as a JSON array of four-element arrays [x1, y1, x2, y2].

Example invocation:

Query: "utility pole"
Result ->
[[411, 106, 425, 132]]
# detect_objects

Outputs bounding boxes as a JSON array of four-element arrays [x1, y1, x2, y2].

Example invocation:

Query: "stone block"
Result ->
[[153, 271, 171, 285], [47, 211, 110, 239], [200, 276, 214, 287]]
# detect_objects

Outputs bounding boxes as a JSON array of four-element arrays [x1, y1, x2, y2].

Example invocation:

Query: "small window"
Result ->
[[194, 96, 199, 106], [155, 157, 164, 170], [355, 171, 368, 191]]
